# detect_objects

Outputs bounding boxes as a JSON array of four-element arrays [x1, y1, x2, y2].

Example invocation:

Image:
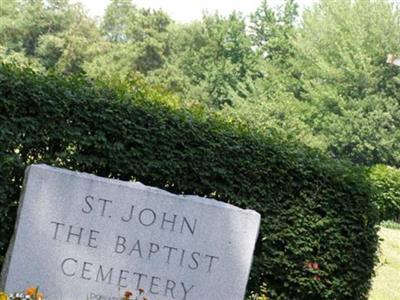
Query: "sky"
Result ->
[[75, 0, 317, 23]]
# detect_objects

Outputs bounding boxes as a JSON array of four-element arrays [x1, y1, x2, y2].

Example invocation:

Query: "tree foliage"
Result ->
[[0, 0, 101, 74], [369, 164, 400, 222], [294, 0, 400, 166], [3, 0, 400, 166]]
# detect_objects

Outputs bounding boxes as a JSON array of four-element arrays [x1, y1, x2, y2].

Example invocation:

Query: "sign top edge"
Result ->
[[27, 164, 261, 219]]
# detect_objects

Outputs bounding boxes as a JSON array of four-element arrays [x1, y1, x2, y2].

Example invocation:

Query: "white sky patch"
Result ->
[[74, 0, 318, 23]]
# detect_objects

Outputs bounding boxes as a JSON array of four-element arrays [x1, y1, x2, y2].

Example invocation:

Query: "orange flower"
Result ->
[[138, 288, 145, 294], [25, 287, 37, 296], [124, 291, 133, 299], [25, 287, 44, 300]]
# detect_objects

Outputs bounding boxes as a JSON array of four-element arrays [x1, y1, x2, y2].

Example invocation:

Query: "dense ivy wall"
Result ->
[[0, 64, 378, 299]]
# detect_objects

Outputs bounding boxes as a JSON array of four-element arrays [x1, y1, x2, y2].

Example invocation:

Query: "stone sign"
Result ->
[[1, 164, 261, 300]]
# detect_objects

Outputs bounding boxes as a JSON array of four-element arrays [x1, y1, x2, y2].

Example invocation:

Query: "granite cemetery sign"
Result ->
[[0, 165, 261, 300]]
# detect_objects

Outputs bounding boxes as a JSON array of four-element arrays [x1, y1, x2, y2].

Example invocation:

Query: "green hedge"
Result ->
[[369, 164, 400, 222], [0, 64, 378, 299]]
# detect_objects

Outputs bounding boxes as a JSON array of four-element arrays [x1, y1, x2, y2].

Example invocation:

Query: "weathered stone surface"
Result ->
[[1, 164, 260, 300]]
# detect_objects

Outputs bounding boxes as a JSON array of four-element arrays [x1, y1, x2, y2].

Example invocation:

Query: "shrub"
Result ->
[[369, 164, 400, 222], [0, 63, 379, 299], [380, 220, 400, 230]]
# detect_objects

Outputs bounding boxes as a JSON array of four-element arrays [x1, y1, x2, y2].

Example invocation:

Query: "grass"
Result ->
[[369, 225, 400, 300]]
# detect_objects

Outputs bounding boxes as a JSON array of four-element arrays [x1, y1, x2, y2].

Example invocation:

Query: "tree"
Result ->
[[222, 0, 320, 148], [294, 0, 400, 166], [86, 1, 172, 79], [250, 0, 298, 66], [36, 6, 102, 74], [168, 12, 258, 107], [0, 0, 102, 74], [102, 0, 134, 42]]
